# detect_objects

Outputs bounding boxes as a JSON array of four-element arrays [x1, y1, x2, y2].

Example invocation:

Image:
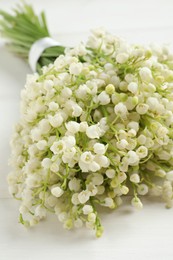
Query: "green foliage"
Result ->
[[0, 3, 65, 73]]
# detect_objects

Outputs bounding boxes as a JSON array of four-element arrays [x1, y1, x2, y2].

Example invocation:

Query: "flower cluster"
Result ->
[[8, 28, 173, 237]]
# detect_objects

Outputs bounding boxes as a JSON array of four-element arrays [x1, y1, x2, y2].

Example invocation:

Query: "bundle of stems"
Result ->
[[0, 3, 65, 73]]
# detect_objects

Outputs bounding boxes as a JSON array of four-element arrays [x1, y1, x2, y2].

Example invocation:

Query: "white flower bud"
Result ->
[[125, 73, 134, 83], [68, 178, 81, 192], [105, 84, 115, 94], [127, 121, 139, 132], [61, 87, 72, 99], [64, 135, 76, 148], [104, 197, 115, 208], [46, 195, 57, 207], [79, 121, 88, 132], [69, 62, 83, 75], [51, 186, 64, 198], [86, 183, 98, 196], [155, 169, 166, 178], [41, 158, 52, 169], [117, 171, 127, 183], [136, 103, 149, 114], [36, 140, 47, 150], [128, 129, 136, 137], [78, 190, 90, 204], [116, 53, 129, 64], [71, 193, 80, 205], [44, 79, 54, 89], [137, 184, 149, 195], [94, 155, 110, 168], [145, 138, 154, 148], [127, 82, 138, 94], [90, 161, 101, 172], [49, 114, 63, 128], [93, 143, 106, 154], [127, 151, 139, 166], [136, 146, 148, 159], [39, 120, 51, 134], [131, 197, 143, 209], [106, 169, 115, 179], [125, 96, 138, 110], [147, 83, 156, 92], [120, 185, 129, 195], [130, 173, 140, 183], [65, 121, 80, 134], [88, 212, 96, 223], [30, 128, 41, 142], [86, 124, 102, 139], [98, 91, 110, 105], [114, 102, 128, 119], [117, 139, 128, 150], [49, 101, 59, 111], [110, 75, 120, 86], [72, 104, 83, 117], [104, 63, 114, 70], [139, 67, 152, 82], [146, 97, 160, 111], [137, 134, 147, 145], [82, 205, 93, 215], [35, 205, 47, 218]]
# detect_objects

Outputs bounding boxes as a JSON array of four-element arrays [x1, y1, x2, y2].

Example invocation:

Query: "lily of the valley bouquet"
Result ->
[[1, 4, 173, 237]]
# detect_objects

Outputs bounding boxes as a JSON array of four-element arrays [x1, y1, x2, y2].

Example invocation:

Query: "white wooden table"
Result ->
[[0, 0, 173, 259]]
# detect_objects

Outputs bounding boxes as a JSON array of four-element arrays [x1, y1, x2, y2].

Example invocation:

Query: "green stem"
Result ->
[[0, 3, 66, 73]]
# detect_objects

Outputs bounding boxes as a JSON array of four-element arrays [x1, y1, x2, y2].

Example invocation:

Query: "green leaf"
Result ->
[[0, 3, 66, 73]]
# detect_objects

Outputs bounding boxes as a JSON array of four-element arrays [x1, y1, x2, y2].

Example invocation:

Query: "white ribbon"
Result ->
[[28, 37, 60, 72]]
